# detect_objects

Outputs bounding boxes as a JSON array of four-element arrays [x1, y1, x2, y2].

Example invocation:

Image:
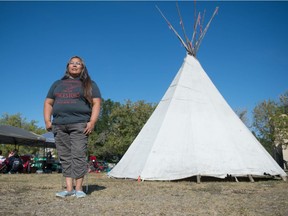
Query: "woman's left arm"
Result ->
[[84, 98, 101, 135]]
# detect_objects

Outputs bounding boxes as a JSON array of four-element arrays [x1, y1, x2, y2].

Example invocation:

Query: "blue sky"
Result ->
[[0, 1, 287, 128]]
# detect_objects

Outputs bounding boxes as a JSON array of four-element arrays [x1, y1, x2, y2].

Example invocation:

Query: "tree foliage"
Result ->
[[89, 99, 156, 161], [252, 91, 288, 153]]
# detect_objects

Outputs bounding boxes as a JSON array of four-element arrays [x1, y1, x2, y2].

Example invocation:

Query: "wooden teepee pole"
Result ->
[[156, 5, 191, 54], [176, 1, 192, 53], [194, 7, 219, 54]]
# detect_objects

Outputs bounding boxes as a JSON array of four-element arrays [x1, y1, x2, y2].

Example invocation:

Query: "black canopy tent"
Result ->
[[0, 125, 55, 148]]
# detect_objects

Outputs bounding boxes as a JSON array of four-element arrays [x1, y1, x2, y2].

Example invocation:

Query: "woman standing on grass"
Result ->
[[44, 56, 101, 198]]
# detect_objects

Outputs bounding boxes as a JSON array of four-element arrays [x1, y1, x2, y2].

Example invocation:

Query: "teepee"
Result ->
[[108, 4, 287, 181]]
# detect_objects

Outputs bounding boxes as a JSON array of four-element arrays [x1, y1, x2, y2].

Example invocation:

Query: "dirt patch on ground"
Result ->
[[0, 173, 287, 216]]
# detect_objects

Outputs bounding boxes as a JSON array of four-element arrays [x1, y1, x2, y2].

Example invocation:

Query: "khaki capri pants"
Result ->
[[52, 123, 88, 179]]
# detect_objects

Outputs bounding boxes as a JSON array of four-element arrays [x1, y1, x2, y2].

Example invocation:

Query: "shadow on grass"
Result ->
[[86, 184, 106, 194]]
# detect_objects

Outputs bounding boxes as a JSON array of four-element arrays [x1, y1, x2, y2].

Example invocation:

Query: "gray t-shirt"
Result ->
[[46, 78, 101, 125]]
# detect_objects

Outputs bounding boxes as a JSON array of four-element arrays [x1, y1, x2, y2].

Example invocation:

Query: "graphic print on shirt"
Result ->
[[54, 80, 82, 105]]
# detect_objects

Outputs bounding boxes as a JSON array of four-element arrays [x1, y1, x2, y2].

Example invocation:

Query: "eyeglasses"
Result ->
[[69, 62, 82, 66]]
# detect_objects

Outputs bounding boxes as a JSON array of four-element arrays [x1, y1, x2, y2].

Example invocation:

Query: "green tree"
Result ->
[[90, 100, 156, 161], [94, 99, 121, 134], [274, 91, 288, 147], [87, 99, 121, 158], [252, 91, 288, 154]]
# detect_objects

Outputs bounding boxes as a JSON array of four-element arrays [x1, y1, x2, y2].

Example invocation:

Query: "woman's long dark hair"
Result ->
[[62, 56, 93, 105]]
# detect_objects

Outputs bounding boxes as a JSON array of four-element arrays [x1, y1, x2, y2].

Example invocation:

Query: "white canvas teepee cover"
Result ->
[[109, 54, 287, 180]]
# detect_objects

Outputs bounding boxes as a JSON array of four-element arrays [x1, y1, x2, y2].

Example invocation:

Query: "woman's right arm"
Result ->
[[44, 98, 54, 131]]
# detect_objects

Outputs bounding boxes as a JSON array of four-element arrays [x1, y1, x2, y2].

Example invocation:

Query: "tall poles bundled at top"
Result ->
[[156, 2, 219, 57]]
